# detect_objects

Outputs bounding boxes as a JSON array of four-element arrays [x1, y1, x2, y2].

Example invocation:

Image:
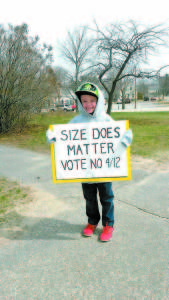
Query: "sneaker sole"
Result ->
[[99, 237, 112, 242], [82, 231, 96, 237], [82, 233, 93, 237]]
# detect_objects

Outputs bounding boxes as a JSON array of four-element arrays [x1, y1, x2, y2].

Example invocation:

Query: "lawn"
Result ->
[[113, 112, 169, 160], [0, 177, 32, 224], [0, 111, 169, 161]]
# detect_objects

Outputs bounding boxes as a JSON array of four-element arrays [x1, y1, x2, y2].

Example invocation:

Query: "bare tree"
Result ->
[[0, 23, 59, 133], [61, 26, 93, 109], [54, 66, 70, 103], [90, 21, 169, 114]]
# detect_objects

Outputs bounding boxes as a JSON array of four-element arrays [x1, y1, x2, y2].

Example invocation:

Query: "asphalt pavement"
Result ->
[[0, 145, 168, 299], [111, 101, 169, 112]]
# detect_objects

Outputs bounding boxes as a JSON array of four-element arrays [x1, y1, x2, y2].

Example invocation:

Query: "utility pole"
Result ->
[[134, 66, 137, 109]]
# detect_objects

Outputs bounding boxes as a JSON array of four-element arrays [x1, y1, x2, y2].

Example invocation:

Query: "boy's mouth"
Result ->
[[86, 108, 94, 113]]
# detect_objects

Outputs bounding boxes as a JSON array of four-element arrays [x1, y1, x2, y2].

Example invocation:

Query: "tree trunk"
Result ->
[[107, 81, 117, 115], [122, 98, 125, 110], [107, 94, 113, 114]]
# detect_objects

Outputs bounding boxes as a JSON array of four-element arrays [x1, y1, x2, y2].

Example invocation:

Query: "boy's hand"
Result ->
[[110, 129, 133, 158], [46, 129, 56, 144], [120, 129, 133, 147]]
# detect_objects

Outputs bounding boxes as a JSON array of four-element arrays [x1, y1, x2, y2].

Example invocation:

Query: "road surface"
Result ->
[[0, 145, 168, 299]]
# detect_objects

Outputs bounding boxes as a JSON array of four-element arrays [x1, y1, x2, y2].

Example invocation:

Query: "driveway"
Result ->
[[112, 101, 169, 112], [0, 145, 168, 299]]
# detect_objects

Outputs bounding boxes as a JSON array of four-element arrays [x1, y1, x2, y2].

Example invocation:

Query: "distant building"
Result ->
[[125, 84, 136, 100], [119, 78, 159, 100], [44, 88, 76, 109], [119, 84, 137, 100]]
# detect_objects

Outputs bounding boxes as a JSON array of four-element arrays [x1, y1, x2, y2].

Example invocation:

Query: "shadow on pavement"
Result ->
[[0, 211, 84, 241]]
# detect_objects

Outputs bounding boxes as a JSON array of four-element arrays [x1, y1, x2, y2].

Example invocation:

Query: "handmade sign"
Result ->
[[50, 121, 131, 183]]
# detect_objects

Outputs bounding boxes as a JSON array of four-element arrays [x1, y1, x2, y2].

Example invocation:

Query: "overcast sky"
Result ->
[[1, 0, 169, 73]]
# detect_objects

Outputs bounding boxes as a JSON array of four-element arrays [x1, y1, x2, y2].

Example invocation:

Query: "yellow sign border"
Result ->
[[50, 121, 131, 183]]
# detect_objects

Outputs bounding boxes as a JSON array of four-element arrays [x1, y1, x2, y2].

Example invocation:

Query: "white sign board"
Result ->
[[50, 121, 131, 183]]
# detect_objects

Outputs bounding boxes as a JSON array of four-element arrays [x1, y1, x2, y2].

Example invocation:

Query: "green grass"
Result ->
[[0, 177, 32, 224], [0, 111, 74, 153], [111, 112, 169, 159], [0, 111, 169, 160]]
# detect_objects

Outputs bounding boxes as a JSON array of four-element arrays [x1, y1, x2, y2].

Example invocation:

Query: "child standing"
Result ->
[[46, 82, 132, 242]]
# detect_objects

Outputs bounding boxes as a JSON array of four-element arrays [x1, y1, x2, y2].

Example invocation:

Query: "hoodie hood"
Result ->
[[77, 83, 106, 121], [69, 83, 113, 124]]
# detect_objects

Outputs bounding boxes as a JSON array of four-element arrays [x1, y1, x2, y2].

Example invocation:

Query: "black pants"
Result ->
[[82, 182, 114, 226]]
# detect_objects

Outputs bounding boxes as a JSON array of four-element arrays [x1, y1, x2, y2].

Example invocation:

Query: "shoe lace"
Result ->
[[87, 224, 96, 230], [103, 225, 112, 233]]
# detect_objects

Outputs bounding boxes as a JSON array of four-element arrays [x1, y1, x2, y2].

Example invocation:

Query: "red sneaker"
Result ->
[[82, 224, 97, 237], [100, 225, 114, 242]]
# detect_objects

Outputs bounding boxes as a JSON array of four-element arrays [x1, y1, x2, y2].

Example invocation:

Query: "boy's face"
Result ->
[[81, 94, 97, 114]]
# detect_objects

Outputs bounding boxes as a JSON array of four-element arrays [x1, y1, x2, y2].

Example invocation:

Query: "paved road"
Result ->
[[0, 145, 168, 299], [112, 101, 169, 112]]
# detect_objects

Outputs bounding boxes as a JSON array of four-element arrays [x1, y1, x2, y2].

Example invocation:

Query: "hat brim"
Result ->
[[75, 91, 98, 99]]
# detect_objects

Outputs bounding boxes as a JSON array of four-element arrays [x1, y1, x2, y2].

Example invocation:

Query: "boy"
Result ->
[[46, 82, 132, 242]]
